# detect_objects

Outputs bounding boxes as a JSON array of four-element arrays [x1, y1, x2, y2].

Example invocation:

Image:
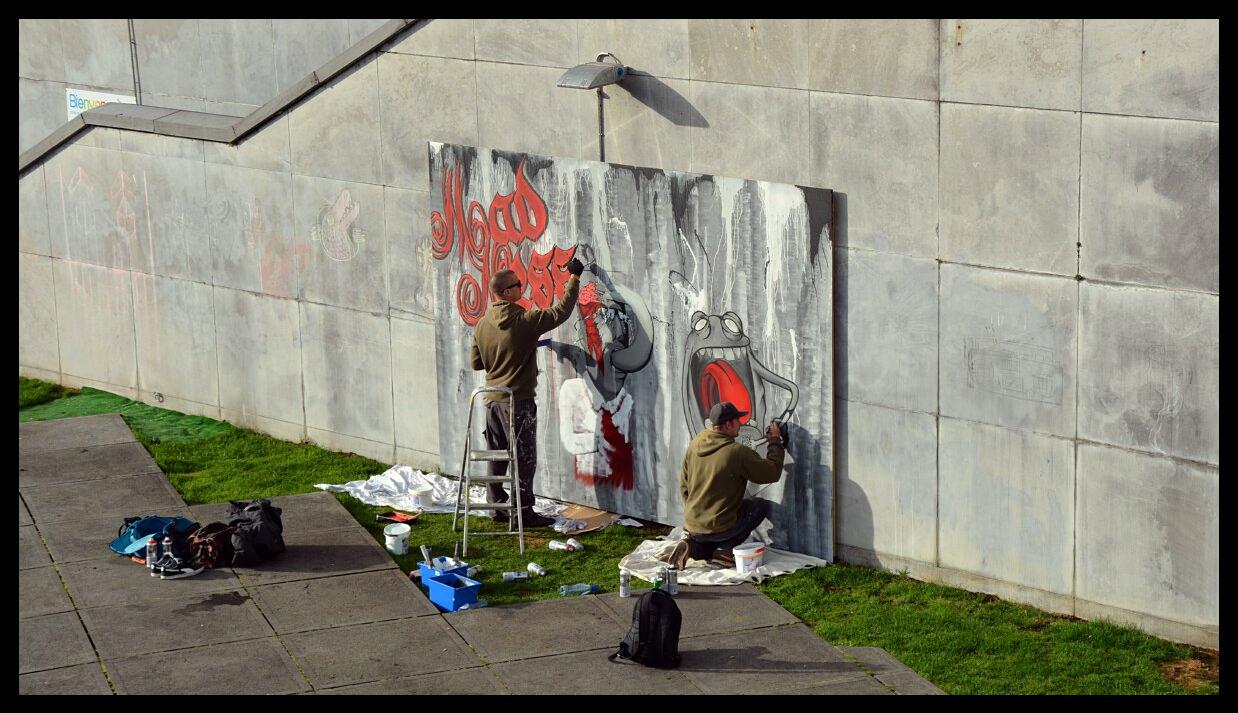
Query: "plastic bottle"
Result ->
[[146, 537, 159, 576], [558, 583, 600, 597]]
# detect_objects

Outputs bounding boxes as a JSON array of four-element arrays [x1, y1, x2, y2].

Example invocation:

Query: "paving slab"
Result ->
[[282, 616, 483, 689], [19, 611, 97, 673], [19, 524, 50, 570], [18, 413, 137, 455], [19, 565, 74, 619], [228, 526, 396, 586], [38, 510, 196, 564], [21, 472, 186, 523], [189, 490, 361, 534], [20, 494, 33, 525], [19, 662, 114, 695], [19, 442, 162, 488], [106, 637, 310, 695], [250, 569, 438, 634], [840, 645, 944, 694], [447, 596, 629, 663], [767, 674, 894, 695], [318, 667, 507, 694], [676, 624, 865, 694], [80, 590, 274, 659], [489, 646, 702, 694], [59, 556, 243, 609], [594, 585, 799, 638]]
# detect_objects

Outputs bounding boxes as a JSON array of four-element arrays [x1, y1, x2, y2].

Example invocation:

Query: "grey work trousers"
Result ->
[[482, 399, 538, 514]]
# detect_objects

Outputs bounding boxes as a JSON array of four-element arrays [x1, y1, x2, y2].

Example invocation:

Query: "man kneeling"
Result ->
[[666, 401, 784, 569]]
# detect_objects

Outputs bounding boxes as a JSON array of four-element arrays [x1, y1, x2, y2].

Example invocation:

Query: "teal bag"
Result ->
[[108, 515, 200, 558]]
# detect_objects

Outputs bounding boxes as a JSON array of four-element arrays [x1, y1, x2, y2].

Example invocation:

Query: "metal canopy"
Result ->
[[556, 53, 628, 89]]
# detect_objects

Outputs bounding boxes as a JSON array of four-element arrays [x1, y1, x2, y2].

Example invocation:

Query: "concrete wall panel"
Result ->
[[273, 19, 352, 89], [835, 248, 938, 413], [60, 19, 133, 91], [205, 163, 298, 298], [204, 115, 292, 173], [214, 287, 305, 429], [579, 19, 690, 81], [132, 273, 218, 407], [137, 93, 256, 118], [810, 93, 938, 257], [122, 151, 210, 283], [20, 79, 68, 155], [134, 20, 201, 100], [581, 75, 695, 173], [386, 19, 475, 60], [475, 62, 587, 162], [19, 166, 52, 256], [691, 81, 809, 186], [299, 302, 394, 446], [940, 104, 1079, 275], [349, 20, 391, 45], [44, 145, 132, 270], [1079, 283, 1217, 465], [805, 19, 939, 100], [293, 174, 387, 313], [940, 265, 1077, 437], [19, 19, 65, 81], [52, 260, 136, 388], [386, 187, 436, 318], [115, 131, 205, 162], [378, 53, 478, 191], [474, 19, 579, 68], [1080, 114, 1218, 293], [941, 19, 1082, 110], [1083, 19, 1218, 122], [289, 62, 382, 185], [391, 316, 440, 458], [198, 19, 277, 107], [689, 19, 808, 90], [836, 400, 937, 563], [19, 254, 60, 373], [939, 417, 1074, 593], [1077, 444, 1217, 627]]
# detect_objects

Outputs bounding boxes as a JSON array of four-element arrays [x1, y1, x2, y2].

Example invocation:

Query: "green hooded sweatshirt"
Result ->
[[680, 429, 785, 535], [470, 275, 580, 403]]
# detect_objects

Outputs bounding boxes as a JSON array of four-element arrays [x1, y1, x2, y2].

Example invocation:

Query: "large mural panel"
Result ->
[[428, 142, 834, 558]]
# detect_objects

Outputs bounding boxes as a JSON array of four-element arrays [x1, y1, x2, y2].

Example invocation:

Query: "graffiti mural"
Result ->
[[429, 142, 835, 558]]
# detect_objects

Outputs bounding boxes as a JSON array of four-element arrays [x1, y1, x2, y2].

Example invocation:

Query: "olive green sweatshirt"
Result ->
[[470, 275, 580, 402], [680, 429, 785, 534]]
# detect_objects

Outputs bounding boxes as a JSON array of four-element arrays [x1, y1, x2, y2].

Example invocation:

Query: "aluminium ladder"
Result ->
[[452, 386, 525, 557]]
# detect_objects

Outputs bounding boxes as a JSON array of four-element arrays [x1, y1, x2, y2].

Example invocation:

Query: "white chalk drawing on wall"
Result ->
[[311, 189, 366, 262], [964, 336, 1063, 405]]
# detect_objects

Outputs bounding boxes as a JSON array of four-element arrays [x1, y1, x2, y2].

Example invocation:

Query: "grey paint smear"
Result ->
[[428, 142, 834, 560]]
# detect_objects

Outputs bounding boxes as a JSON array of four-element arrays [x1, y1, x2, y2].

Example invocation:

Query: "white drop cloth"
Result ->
[[315, 465, 567, 517], [617, 527, 829, 585]]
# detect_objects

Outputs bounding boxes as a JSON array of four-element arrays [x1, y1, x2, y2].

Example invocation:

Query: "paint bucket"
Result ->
[[732, 543, 765, 574], [411, 484, 434, 510], [383, 523, 411, 555]]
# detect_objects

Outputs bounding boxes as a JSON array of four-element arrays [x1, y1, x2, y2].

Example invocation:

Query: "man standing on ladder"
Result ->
[[470, 259, 585, 527]]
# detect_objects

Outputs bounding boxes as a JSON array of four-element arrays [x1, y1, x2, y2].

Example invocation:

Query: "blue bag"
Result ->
[[108, 515, 201, 558]]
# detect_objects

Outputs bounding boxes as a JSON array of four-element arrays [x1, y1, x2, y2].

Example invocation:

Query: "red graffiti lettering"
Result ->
[[430, 159, 575, 325]]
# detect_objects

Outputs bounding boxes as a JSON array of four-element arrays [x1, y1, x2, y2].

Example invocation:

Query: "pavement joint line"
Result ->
[[838, 650, 900, 693], [231, 567, 319, 692]]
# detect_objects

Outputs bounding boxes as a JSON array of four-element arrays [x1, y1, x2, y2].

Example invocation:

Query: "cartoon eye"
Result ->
[[722, 315, 741, 334], [693, 317, 709, 332]]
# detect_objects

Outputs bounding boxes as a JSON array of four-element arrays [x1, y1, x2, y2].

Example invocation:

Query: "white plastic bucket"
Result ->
[[383, 523, 411, 555], [733, 543, 765, 574], [411, 484, 434, 510]]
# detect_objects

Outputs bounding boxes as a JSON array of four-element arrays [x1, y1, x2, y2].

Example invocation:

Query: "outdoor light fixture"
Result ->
[[557, 53, 629, 162]]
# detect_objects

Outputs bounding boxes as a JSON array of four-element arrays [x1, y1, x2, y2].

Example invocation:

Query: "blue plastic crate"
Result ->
[[426, 572, 481, 612], [417, 558, 468, 585]]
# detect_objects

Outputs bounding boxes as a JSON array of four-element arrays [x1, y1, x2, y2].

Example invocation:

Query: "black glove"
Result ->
[[565, 258, 585, 277]]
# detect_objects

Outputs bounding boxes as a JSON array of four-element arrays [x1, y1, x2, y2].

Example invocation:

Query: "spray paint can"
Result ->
[[665, 566, 679, 596], [146, 537, 159, 576], [619, 569, 631, 598], [548, 540, 572, 552], [161, 535, 174, 567], [527, 562, 547, 577], [566, 538, 584, 551], [501, 570, 529, 582], [466, 565, 482, 578]]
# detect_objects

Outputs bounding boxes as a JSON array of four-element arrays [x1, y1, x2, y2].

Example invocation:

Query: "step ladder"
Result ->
[[451, 386, 525, 557]]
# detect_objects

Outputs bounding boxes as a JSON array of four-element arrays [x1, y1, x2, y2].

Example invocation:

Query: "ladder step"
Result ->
[[471, 502, 518, 509], [465, 476, 517, 484], [469, 450, 513, 462]]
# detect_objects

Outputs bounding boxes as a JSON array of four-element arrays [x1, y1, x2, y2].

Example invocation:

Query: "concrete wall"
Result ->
[[18, 19, 390, 154], [17, 19, 1218, 648]]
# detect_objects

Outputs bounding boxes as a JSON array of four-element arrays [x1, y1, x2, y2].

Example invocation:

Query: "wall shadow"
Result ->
[[612, 73, 709, 128]]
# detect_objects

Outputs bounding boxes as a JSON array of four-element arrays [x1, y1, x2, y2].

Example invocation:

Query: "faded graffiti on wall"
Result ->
[[428, 142, 835, 558]]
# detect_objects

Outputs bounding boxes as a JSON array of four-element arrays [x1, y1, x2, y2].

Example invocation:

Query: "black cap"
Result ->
[[708, 401, 748, 425]]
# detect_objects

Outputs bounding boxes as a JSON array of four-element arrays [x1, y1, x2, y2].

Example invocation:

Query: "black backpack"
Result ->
[[609, 588, 682, 669], [226, 499, 285, 566]]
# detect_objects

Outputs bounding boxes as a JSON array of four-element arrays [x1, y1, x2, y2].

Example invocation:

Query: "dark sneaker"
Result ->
[[660, 540, 691, 570], [520, 513, 556, 528]]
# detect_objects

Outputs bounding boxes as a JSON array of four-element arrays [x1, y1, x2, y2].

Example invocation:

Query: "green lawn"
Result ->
[[19, 378, 1217, 695]]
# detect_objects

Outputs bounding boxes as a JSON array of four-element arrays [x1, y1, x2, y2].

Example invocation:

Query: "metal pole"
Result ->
[[597, 87, 605, 162], [127, 19, 143, 104]]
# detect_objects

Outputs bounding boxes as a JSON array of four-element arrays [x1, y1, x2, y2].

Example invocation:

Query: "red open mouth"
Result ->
[[698, 360, 752, 422]]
